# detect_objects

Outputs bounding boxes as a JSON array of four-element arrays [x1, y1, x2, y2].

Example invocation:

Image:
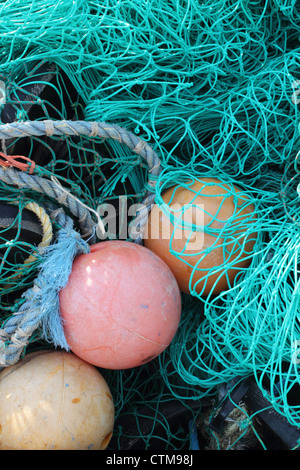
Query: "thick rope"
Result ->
[[2, 201, 53, 290], [0, 166, 97, 243], [22, 201, 53, 265], [0, 120, 161, 178], [0, 120, 162, 243], [0, 207, 90, 367]]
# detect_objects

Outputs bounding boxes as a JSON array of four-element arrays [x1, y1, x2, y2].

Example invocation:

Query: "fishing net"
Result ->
[[0, 0, 299, 451]]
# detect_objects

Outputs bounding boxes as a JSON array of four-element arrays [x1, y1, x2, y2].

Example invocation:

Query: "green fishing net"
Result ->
[[0, 0, 299, 450]]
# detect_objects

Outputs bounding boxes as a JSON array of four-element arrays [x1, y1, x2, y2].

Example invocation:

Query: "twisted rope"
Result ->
[[0, 167, 97, 243], [0, 120, 161, 177], [22, 201, 53, 264], [2, 201, 53, 289], [0, 120, 162, 242], [0, 207, 90, 367]]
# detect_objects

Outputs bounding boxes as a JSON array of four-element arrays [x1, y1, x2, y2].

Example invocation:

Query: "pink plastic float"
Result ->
[[60, 240, 182, 369]]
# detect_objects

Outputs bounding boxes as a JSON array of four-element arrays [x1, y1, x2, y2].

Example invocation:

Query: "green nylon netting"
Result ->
[[0, 0, 300, 450]]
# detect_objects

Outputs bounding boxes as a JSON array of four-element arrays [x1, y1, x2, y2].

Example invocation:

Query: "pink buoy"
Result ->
[[59, 240, 182, 369]]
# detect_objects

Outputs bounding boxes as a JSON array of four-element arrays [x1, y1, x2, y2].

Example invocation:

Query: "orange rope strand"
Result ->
[[0, 152, 35, 174]]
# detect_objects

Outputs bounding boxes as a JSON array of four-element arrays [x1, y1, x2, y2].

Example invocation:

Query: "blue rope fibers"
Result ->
[[37, 218, 90, 350], [0, 211, 90, 366]]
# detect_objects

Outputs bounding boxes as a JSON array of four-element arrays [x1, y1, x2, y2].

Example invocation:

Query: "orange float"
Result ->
[[144, 177, 257, 296]]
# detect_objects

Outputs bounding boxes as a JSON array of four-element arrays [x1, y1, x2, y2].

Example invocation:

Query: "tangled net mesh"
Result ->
[[0, 0, 299, 450]]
